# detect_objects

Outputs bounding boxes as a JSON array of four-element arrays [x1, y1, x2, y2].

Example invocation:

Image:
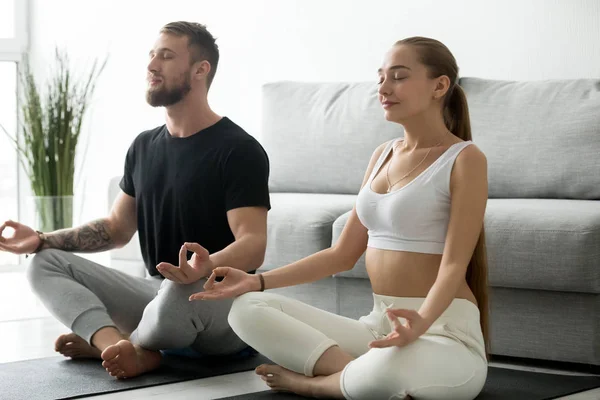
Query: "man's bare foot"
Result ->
[[55, 333, 101, 359], [101, 340, 161, 379], [255, 364, 314, 397]]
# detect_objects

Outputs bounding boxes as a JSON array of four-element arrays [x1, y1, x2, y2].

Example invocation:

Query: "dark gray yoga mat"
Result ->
[[215, 366, 600, 400], [0, 353, 271, 400]]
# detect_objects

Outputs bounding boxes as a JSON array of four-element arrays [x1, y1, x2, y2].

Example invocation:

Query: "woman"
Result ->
[[192, 37, 489, 400]]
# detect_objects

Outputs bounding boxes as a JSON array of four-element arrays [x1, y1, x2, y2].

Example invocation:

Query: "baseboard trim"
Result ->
[[490, 354, 600, 375]]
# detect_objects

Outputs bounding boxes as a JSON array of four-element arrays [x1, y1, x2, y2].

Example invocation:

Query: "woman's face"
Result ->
[[377, 45, 446, 123]]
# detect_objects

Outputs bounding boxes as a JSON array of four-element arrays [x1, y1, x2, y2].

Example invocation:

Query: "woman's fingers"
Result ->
[[387, 310, 405, 331], [387, 308, 419, 320], [368, 337, 396, 348], [203, 270, 217, 290], [190, 290, 226, 301]]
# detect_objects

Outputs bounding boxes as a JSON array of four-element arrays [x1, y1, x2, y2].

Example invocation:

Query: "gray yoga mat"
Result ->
[[0, 353, 271, 400], [215, 366, 600, 400]]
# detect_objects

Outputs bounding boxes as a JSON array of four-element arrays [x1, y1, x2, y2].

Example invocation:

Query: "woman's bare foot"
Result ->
[[256, 363, 413, 399], [255, 364, 314, 397], [101, 339, 161, 379], [55, 333, 101, 359]]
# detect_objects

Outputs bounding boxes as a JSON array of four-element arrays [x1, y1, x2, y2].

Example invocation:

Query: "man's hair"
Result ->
[[160, 21, 219, 89]]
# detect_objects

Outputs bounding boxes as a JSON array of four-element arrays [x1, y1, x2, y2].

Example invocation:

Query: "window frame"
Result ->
[[0, 60, 20, 268], [0, 0, 28, 62], [0, 0, 28, 267]]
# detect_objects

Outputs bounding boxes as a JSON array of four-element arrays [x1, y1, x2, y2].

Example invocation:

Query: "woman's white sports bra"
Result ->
[[355, 138, 474, 254]]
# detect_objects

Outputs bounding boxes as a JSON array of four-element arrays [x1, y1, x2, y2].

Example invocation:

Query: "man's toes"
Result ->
[[62, 343, 76, 351], [103, 359, 118, 369], [102, 359, 117, 369], [55, 333, 71, 344], [106, 364, 120, 374], [54, 333, 74, 351], [101, 344, 120, 362], [111, 370, 127, 379]]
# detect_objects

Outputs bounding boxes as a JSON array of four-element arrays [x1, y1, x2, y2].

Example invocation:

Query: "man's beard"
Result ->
[[146, 74, 192, 107]]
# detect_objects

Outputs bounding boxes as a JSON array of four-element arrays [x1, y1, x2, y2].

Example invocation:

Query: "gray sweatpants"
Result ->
[[26, 249, 247, 355]]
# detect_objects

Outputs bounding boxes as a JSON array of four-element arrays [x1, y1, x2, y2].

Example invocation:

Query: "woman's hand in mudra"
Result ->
[[189, 267, 260, 301], [368, 309, 429, 349]]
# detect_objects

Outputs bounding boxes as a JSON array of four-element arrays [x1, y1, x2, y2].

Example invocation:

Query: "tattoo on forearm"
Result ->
[[44, 219, 114, 252]]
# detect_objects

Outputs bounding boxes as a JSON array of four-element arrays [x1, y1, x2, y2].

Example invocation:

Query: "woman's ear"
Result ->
[[433, 75, 451, 99]]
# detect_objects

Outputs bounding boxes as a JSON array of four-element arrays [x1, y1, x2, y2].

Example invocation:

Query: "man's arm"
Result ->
[[210, 139, 270, 272], [40, 191, 138, 253], [156, 205, 267, 282], [208, 206, 268, 272]]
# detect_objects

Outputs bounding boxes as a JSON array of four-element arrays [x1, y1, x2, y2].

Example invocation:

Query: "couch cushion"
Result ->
[[489, 288, 600, 365], [460, 77, 600, 199], [261, 81, 403, 194], [108, 176, 143, 263], [262, 193, 356, 270], [485, 198, 600, 293], [332, 199, 600, 294]]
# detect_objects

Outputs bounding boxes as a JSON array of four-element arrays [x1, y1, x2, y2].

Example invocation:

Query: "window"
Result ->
[[0, 0, 15, 39], [0, 0, 27, 266], [0, 0, 27, 57], [0, 62, 17, 265]]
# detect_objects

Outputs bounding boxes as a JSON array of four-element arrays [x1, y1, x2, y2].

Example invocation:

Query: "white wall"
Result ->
[[27, 0, 600, 260]]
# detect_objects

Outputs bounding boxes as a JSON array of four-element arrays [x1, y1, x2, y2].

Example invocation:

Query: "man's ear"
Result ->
[[193, 60, 211, 81]]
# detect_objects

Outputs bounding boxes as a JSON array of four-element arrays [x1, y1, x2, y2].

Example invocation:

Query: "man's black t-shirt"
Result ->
[[119, 117, 270, 277]]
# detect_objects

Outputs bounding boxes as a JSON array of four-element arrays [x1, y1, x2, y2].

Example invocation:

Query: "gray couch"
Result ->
[[109, 78, 600, 367]]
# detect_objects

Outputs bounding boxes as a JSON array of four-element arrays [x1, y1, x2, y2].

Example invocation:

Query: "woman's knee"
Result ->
[[228, 291, 273, 331], [341, 347, 410, 400], [341, 345, 485, 400]]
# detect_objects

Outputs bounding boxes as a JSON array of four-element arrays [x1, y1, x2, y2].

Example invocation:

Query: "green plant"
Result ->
[[1, 48, 106, 231]]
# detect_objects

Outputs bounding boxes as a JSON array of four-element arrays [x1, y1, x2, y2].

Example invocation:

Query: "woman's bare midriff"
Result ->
[[365, 248, 478, 307]]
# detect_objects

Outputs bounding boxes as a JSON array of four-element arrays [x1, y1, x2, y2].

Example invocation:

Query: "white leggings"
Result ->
[[228, 292, 488, 400]]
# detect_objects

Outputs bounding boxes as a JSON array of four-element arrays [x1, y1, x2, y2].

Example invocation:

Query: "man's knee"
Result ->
[[149, 279, 205, 322], [133, 279, 209, 349], [25, 248, 67, 287], [156, 278, 199, 301]]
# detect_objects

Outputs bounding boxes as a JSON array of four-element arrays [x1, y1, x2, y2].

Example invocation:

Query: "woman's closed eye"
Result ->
[[378, 76, 408, 85]]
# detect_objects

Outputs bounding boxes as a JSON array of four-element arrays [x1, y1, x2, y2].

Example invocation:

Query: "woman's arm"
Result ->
[[259, 141, 390, 290], [417, 145, 488, 329], [259, 208, 367, 290]]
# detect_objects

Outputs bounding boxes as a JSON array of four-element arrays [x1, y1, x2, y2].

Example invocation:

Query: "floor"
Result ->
[[1, 271, 598, 400]]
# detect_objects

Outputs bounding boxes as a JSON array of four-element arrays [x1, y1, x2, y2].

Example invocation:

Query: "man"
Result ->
[[0, 21, 270, 379]]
